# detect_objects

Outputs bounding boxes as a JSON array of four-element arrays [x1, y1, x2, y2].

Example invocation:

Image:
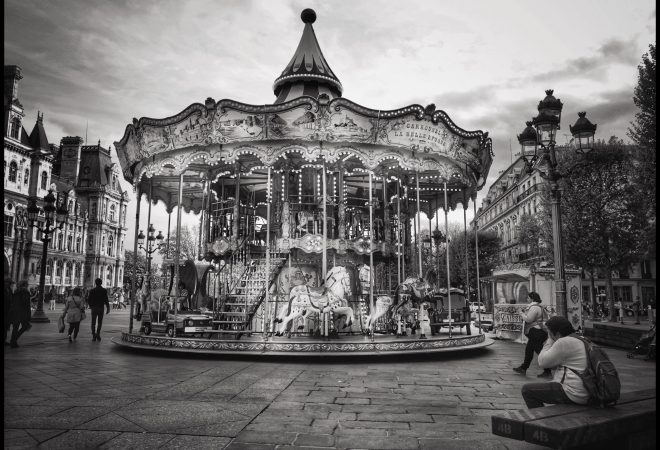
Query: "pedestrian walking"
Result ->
[[62, 287, 85, 342], [513, 291, 552, 378], [617, 299, 625, 324], [87, 278, 110, 341], [118, 289, 125, 309], [633, 297, 641, 325], [4, 278, 16, 346], [520, 316, 589, 408], [9, 280, 33, 348]]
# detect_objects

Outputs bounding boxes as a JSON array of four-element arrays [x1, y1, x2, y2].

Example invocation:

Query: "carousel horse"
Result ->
[[296, 210, 316, 234], [275, 266, 354, 336], [391, 277, 435, 336]]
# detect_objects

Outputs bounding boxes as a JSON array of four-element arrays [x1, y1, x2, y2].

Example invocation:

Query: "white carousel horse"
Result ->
[[275, 266, 354, 336]]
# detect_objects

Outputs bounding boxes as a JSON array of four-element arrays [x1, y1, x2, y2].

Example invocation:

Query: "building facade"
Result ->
[[3, 65, 127, 295]]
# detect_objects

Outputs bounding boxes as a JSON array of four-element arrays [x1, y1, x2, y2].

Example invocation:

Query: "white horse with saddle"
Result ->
[[274, 266, 354, 336]]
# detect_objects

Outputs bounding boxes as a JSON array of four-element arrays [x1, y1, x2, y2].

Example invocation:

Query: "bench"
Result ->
[[492, 389, 656, 449]]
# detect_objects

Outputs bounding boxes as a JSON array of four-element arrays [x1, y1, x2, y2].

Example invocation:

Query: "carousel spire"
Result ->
[[273, 8, 343, 104]]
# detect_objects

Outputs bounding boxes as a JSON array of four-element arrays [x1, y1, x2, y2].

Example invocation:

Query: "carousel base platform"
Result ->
[[111, 331, 493, 357]]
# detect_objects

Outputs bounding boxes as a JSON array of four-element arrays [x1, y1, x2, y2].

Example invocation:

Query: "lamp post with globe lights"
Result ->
[[26, 185, 69, 323], [137, 224, 165, 298], [517, 90, 597, 318]]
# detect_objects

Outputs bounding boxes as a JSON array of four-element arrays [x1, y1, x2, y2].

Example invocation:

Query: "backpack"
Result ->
[[568, 334, 621, 407]]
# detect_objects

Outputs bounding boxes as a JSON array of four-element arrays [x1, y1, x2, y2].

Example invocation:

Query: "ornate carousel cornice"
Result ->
[[116, 95, 492, 189]]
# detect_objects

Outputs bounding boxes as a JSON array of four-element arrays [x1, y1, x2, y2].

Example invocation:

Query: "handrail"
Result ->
[[238, 251, 290, 338]]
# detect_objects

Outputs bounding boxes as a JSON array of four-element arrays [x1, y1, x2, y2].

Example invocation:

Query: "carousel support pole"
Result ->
[[444, 182, 452, 338], [369, 172, 375, 317], [264, 166, 272, 340], [415, 173, 422, 279], [129, 184, 142, 334], [463, 202, 471, 335], [173, 172, 184, 338], [474, 200, 482, 334], [322, 162, 327, 280], [233, 166, 241, 240], [402, 186, 407, 280], [396, 181, 401, 285], [145, 179, 154, 311], [199, 178, 208, 261]]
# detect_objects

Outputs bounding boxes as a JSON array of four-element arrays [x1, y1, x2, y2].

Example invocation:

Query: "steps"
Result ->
[[214, 250, 288, 337]]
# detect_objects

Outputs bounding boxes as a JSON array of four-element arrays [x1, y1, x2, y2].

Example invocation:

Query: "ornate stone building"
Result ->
[[3, 65, 127, 294]]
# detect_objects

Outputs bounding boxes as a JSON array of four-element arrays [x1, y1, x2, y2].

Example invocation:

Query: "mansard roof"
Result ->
[[77, 141, 115, 187]]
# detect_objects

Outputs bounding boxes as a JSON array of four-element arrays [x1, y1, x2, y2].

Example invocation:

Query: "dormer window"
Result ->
[[24, 169, 29, 185], [10, 117, 20, 139], [41, 171, 48, 190]]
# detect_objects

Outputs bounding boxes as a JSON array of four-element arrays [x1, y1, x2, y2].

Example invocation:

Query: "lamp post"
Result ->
[[26, 185, 69, 323], [431, 227, 444, 287], [137, 224, 165, 296], [517, 90, 597, 318]]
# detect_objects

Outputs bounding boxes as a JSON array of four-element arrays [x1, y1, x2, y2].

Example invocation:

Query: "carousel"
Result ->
[[112, 9, 494, 356]]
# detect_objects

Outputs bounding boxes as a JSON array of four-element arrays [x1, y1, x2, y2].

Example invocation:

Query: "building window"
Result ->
[[107, 235, 114, 256], [41, 171, 48, 190], [91, 203, 97, 219], [68, 200, 73, 212], [88, 234, 94, 250], [30, 262, 35, 274], [8, 162, 18, 182], [4, 214, 14, 237], [46, 260, 53, 277], [101, 235, 106, 255], [10, 117, 20, 139], [76, 236, 82, 253], [109, 204, 116, 222], [107, 265, 114, 286], [57, 232, 64, 250], [24, 169, 29, 185], [55, 261, 62, 277], [642, 260, 652, 279], [67, 234, 73, 252]]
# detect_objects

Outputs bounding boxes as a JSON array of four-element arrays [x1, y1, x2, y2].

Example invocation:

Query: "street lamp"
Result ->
[[138, 223, 165, 297], [27, 185, 69, 323], [516, 90, 597, 318], [431, 227, 444, 287]]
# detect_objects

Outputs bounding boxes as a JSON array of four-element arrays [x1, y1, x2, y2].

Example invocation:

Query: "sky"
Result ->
[[4, 0, 656, 251]]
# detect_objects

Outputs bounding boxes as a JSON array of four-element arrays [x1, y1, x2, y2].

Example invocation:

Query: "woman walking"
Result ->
[[62, 287, 85, 342]]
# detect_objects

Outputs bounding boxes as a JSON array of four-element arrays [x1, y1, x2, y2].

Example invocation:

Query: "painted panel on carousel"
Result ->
[[268, 107, 319, 140], [327, 110, 375, 142], [139, 110, 211, 155], [212, 109, 265, 142]]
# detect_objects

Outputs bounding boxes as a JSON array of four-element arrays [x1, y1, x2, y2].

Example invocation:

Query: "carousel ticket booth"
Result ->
[[113, 9, 495, 355]]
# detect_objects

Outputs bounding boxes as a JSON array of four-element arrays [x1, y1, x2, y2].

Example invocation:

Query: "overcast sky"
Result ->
[[5, 0, 656, 249]]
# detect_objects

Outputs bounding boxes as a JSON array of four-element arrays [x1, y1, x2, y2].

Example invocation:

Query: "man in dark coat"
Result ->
[[9, 280, 32, 348], [87, 278, 110, 341], [4, 278, 15, 346]]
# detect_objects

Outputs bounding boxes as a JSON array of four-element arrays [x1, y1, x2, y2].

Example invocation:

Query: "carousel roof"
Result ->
[[114, 9, 493, 215], [273, 9, 342, 103]]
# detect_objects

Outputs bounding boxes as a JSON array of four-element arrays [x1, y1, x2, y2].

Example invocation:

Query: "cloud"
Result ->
[[531, 37, 640, 83]]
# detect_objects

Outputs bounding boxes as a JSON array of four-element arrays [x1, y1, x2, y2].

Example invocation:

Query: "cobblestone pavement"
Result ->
[[4, 306, 656, 449]]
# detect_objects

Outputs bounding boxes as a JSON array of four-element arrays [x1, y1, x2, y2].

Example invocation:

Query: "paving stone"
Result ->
[[333, 427, 388, 437], [224, 442, 275, 450], [234, 430, 297, 445], [159, 434, 231, 449], [357, 412, 433, 422], [38, 430, 120, 449], [4, 429, 39, 449], [334, 397, 370, 405], [76, 412, 146, 432], [335, 435, 419, 449], [419, 438, 508, 449], [245, 423, 336, 434], [294, 433, 335, 447], [337, 420, 409, 430], [98, 432, 177, 449]]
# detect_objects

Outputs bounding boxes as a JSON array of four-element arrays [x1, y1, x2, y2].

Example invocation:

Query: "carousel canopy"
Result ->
[[114, 9, 493, 215]]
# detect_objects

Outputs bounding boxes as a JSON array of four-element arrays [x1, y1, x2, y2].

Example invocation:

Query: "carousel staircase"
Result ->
[[213, 249, 288, 338]]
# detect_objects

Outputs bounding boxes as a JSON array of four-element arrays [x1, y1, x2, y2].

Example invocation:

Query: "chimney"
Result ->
[[59, 136, 84, 186], [4, 65, 23, 101]]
